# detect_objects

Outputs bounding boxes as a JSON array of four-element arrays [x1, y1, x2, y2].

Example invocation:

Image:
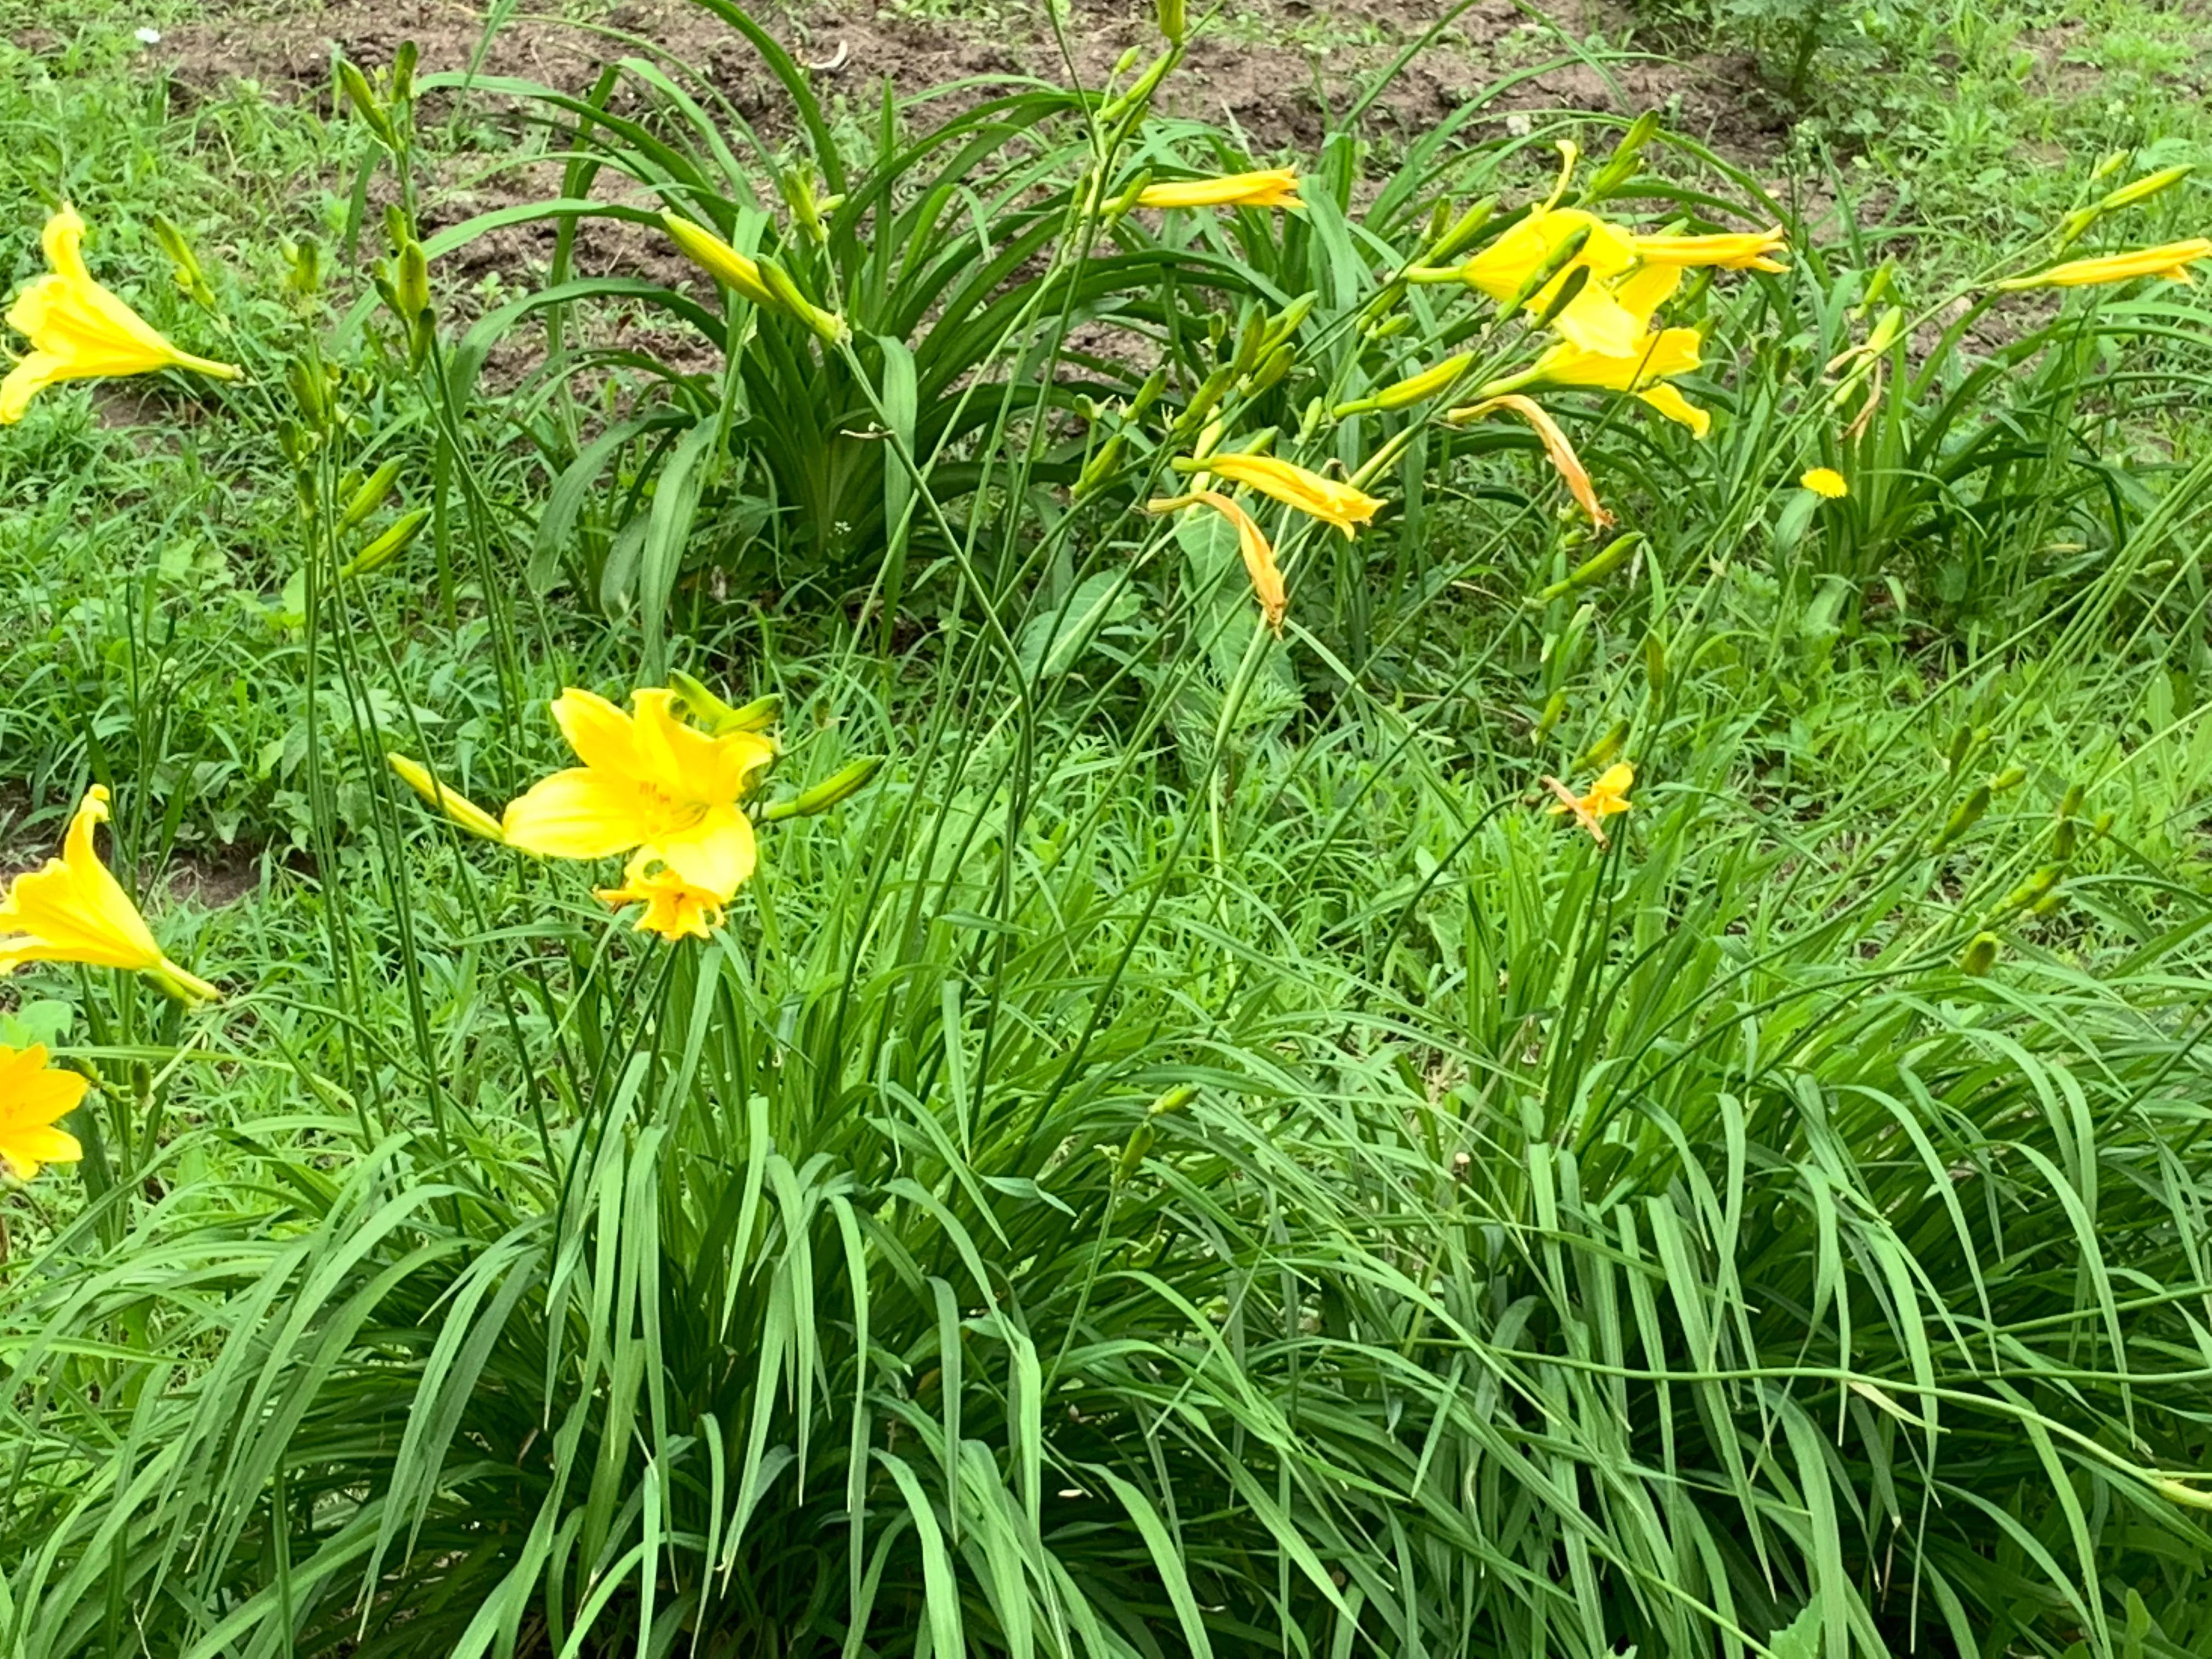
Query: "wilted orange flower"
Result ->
[[1148, 489, 1288, 633], [1448, 394, 1613, 527]]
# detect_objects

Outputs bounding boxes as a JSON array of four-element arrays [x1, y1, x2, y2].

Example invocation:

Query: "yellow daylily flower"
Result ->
[[594, 860, 730, 943], [0, 1044, 88, 1182], [1136, 169, 1302, 210], [1800, 466, 1848, 499], [1543, 762, 1634, 844], [387, 754, 507, 843], [1544, 261, 1686, 357], [1148, 489, 1288, 634], [1194, 453, 1384, 538], [1995, 239, 2212, 290], [2, 206, 240, 425], [1447, 395, 1613, 528], [1509, 320, 1710, 437], [0, 786, 219, 1003], [502, 688, 775, 904], [1460, 207, 1639, 350], [1631, 225, 1788, 272]]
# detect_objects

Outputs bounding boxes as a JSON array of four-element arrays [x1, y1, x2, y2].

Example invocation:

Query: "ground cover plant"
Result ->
[[4, 0, 2212, 1655]]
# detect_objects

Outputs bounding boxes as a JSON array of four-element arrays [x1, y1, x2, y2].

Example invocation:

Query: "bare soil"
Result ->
[[156, 0, 1790, 164]]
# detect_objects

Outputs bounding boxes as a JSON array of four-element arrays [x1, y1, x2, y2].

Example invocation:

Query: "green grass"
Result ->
[[5, 2, 2212, 1655]]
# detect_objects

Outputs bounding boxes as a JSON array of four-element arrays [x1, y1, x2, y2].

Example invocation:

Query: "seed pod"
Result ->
[[340, 459, 402, 530], [340, 506, 430, 578], [1961, 932, 2000, 976]]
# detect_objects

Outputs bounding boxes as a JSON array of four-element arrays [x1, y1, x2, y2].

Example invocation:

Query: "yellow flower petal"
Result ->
[[1635, 383, 1711, 437], [1800, 466, 1848, 499], [1194, 453, 1384, 538], [640, 803, 758, 898], [501, 768, 683, 861]]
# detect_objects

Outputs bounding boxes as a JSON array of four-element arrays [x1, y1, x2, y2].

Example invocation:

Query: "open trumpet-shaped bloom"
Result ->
[[0, 786, 219, 1003], [1462, 207, 1642, 352], [0, 1044, 88, 1182], [503, 687, 775, 910], [1195, 453, 1384, 538], [1136, 169, 1302, 210], [2, 206, 240, 424], [1526, 325, 1709, 435], [0, 1044, 87, 1186]]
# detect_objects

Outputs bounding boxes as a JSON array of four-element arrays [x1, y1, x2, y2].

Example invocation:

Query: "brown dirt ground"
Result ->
[[155, 0, 1790, 165]]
